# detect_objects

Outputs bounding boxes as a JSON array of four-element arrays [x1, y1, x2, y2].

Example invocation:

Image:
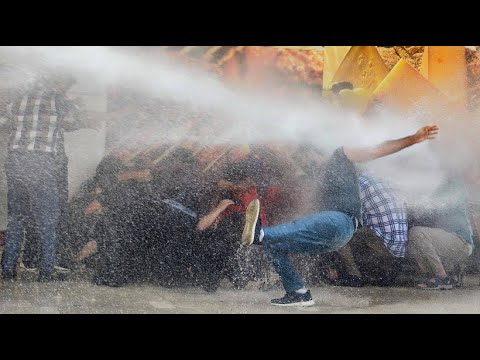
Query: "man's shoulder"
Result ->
[[326, 147, 352, 167], [332, 146, 344, 155]]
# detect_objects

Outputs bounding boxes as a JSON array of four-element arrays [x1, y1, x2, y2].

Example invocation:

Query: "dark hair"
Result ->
[[166, 148, 198, 166], [331, 81, 353, 94], [223, 162, 250, 182]]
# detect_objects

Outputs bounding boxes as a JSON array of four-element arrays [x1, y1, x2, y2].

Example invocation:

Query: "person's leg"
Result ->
[[408, 226, 449, 277], [192, 229, 224, 292], [56, 156, 69, 215], [54, 156, 71, 269], [22, 214, 40, 269], [316, 251, 344, 283], [161, 207, 198, 286], [54, 210, 76, 269], [132, 197, 161, 282], [317, 243, 364, 287], [350, 227, 400, 286], [2, 161, 29, 278], [262, 211, 355, 293], [93, 214, 128, 287], [337, 244, 362, 277], [407, 226, 471, 288], [28, 160, 60, 280], [407, 227, 434, 275], [23, 156, 67, 270], [422, 228, 472, 274]]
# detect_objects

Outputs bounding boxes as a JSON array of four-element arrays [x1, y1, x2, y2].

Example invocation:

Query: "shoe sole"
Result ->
[[271, 300, 316, 307], [54, 267, 71, 274], [242, 199, 260, 246], [19, 264, 38, 273]]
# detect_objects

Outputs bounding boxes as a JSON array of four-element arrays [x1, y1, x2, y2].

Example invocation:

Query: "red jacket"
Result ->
[[222, 186, 269, 227]]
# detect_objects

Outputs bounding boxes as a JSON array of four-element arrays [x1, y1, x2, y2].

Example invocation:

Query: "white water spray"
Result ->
[[0, 46, 477, 201]]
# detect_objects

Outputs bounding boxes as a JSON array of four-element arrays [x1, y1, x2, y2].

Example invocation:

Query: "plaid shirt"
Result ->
[[359, 172, 408, 257], [0, 86, 81, 155]]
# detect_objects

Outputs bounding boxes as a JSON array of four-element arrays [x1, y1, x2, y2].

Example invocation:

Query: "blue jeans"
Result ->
[[23, 154, 69, 268], [263, 211, 355, 293], [2, 152, 60, 277]]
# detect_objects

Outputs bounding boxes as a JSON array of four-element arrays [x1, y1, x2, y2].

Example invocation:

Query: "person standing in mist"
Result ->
[[20, 76, 99, 273], [0, 70, 93, 282], [407, 171, 474, 289], [241, 124, 439, 307]]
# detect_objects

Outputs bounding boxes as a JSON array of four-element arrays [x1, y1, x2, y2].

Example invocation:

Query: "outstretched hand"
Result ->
[[344, 123, 440, 163], [413, 124, 439, 144]]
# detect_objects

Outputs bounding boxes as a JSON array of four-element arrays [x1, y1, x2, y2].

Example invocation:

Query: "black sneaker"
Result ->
[[417, 276, 453, 290], [271, 290, 315, 307], [451, 264, 465, 288], [242, 199, 261, 246]]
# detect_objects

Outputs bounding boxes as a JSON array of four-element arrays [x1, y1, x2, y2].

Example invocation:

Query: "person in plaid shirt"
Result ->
[[1, 70, 95, 282], [350, 172, 408, 285], [241, 124, 439, 306], [321, 171, 409, 287], [358, 171, 409, 257]]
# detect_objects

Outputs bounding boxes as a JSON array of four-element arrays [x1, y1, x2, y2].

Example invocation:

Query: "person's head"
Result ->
[[50, 71, 76, 92], [223, 161, 250, 183], [166, 148, 198, 167], [38, 67, 76, 92], [293, 144, 326, 168], [331, 81, 353, 95], [227, 144, 251, 162], [160, 148, 201, 182]]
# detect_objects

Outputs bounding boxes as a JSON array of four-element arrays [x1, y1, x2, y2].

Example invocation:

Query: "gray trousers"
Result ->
[[407, 226, 472, 276]]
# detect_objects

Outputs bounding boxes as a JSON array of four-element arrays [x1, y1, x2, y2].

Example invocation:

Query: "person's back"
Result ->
[[315, 147, 361, 221], [431, 175, 473, 247], [408, 173, 473, 246], [358, 171, 409, 257]]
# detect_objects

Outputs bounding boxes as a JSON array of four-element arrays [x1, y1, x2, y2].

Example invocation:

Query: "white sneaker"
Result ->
[[54, 265, 71, 274], [19, 262, 38, 273]]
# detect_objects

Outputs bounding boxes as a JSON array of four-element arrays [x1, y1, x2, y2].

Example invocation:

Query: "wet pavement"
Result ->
[[1, 275, 480, 314]]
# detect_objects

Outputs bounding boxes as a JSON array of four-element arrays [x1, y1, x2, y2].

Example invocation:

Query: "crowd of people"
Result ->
[[1, 69, 479, 308]]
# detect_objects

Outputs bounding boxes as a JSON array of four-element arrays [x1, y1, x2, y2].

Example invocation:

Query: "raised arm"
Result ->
[[343, 124, 439, 163], [196, 199, 234, 231]]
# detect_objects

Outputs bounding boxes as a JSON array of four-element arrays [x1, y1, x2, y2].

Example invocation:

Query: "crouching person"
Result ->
[[320, 171, 409, 287], [407, 172, 474, 289]]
